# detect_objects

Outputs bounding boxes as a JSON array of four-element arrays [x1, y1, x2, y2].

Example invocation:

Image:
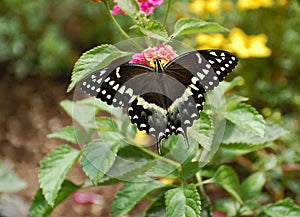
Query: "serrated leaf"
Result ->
[[165, 184, 201, 217], [188, 112, 214, 150], [81, 139, 119, 185], [67, 44, 131, 92], [28, 180, 80, 217], [225, 94, 249, 110], [222, 122, 288, 150], [138, 20, 168, 40], [60, 99, 99, 129], [96, 116, 124, 145], [226, 103, 265, 137], [116, 0, 139, 17], [39, 145, 81, 206], [241, 172, 265, 201], [211, 165, 242, 204], [172, 18, 228, 38], [0, 161, 27, 193], [112, 180, 165, 217], [262, 198, 300, 217], [200, 197, 213, 217], [47, 126, 87, 144], [145, 194, 166, 217], [218, 76, 245, 95]]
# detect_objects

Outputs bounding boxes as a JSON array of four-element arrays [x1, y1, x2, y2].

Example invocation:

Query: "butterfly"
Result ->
[[81, 50, 238, 154]]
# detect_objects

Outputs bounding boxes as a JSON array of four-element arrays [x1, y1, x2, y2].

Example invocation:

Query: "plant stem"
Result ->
[[163, 0, 172, 27], [135, 144, 181, 169], [104, 1, 131, 40]]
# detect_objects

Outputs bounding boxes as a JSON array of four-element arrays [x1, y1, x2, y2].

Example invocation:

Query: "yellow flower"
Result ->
[[133, 129, 153, 146], [226, 28, 272, 58], [237, 0, 274, 10], [158, 177, 178, 185], [196, 33, 226, 49], [188, 0, 221, 14]]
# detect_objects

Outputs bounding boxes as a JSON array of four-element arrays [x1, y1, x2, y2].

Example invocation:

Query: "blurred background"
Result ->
[[0, 0, 299, 216]]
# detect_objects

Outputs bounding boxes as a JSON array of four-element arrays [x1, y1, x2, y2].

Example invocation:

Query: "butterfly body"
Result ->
[[81, 50, 238, 154]]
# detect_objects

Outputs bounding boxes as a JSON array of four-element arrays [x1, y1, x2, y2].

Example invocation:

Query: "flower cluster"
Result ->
[[130, 44, 177, 66], [196, 28, 272, 58], [189, 0, 287, 13], [112, 0, 164, 16]]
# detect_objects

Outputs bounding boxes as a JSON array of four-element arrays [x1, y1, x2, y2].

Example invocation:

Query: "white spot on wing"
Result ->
[[118, 86, 126, 94], [116, 67, 121, 78], [202, 69, 209, 75], [99, 70, 106, 76], [191, 77, 199, 84], [210, 51, 217, 56], [113, 84, 119, 91], [197, 72, 205, 80], [97, 78, 102, 84], [109, 80, 115, 86], [125, 88, 133, 96], [196, 53, 202, 64]]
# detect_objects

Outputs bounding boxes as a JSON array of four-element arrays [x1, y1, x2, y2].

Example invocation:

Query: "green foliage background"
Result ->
[[1, 0, 300, 216]]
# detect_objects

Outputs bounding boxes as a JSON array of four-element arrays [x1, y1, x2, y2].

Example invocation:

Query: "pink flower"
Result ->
[[112, 0, 163, 16], [111, 4, 127, 15], [72, 192, 103, 204], [129, 44, 177, 66], [143, 47, 158, 61], [156, 44, 177, 61], [130, 53, 150, 66], [138, 0, 164, 15]]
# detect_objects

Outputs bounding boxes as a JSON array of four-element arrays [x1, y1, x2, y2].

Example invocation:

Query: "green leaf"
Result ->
[[145, 194, 166, 217], [67, 44, 131, 92], [226, 103, 266, 137], [0, 160, 27, 193], [81, 139, 119, 185], [188, 111, 214, 150], [165, 184, 201, 217], [262, 198, 300, 217], [47, 126, 87, 144], [222, 122, 288, 150], [39, 145, 81, 206], [182, 161, 202, 180], [116, 0, 140, 17], [78, 97, 123, 119], [172, 18, 228, 38], [138, 20, 168, 40], [211, 165, 243, 204], [96, 116, 124, 146], [218, 76, 245, 95], [241, 172, 266, 201], [60, 99, 99, 129], [28, 180, 80, 217], [225, 94, 249, 110], [95, 117, 118, 132], [112, 180, 165, 217], [200, 197, 213, 217]]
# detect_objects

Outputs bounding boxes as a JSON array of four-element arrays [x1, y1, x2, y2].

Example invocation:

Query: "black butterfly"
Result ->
[[81, 50, 238, 154]]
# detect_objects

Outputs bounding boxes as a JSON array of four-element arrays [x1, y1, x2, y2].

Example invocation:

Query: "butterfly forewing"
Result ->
[[165, 50, 238, 92], [81, 64, 155, 107]]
